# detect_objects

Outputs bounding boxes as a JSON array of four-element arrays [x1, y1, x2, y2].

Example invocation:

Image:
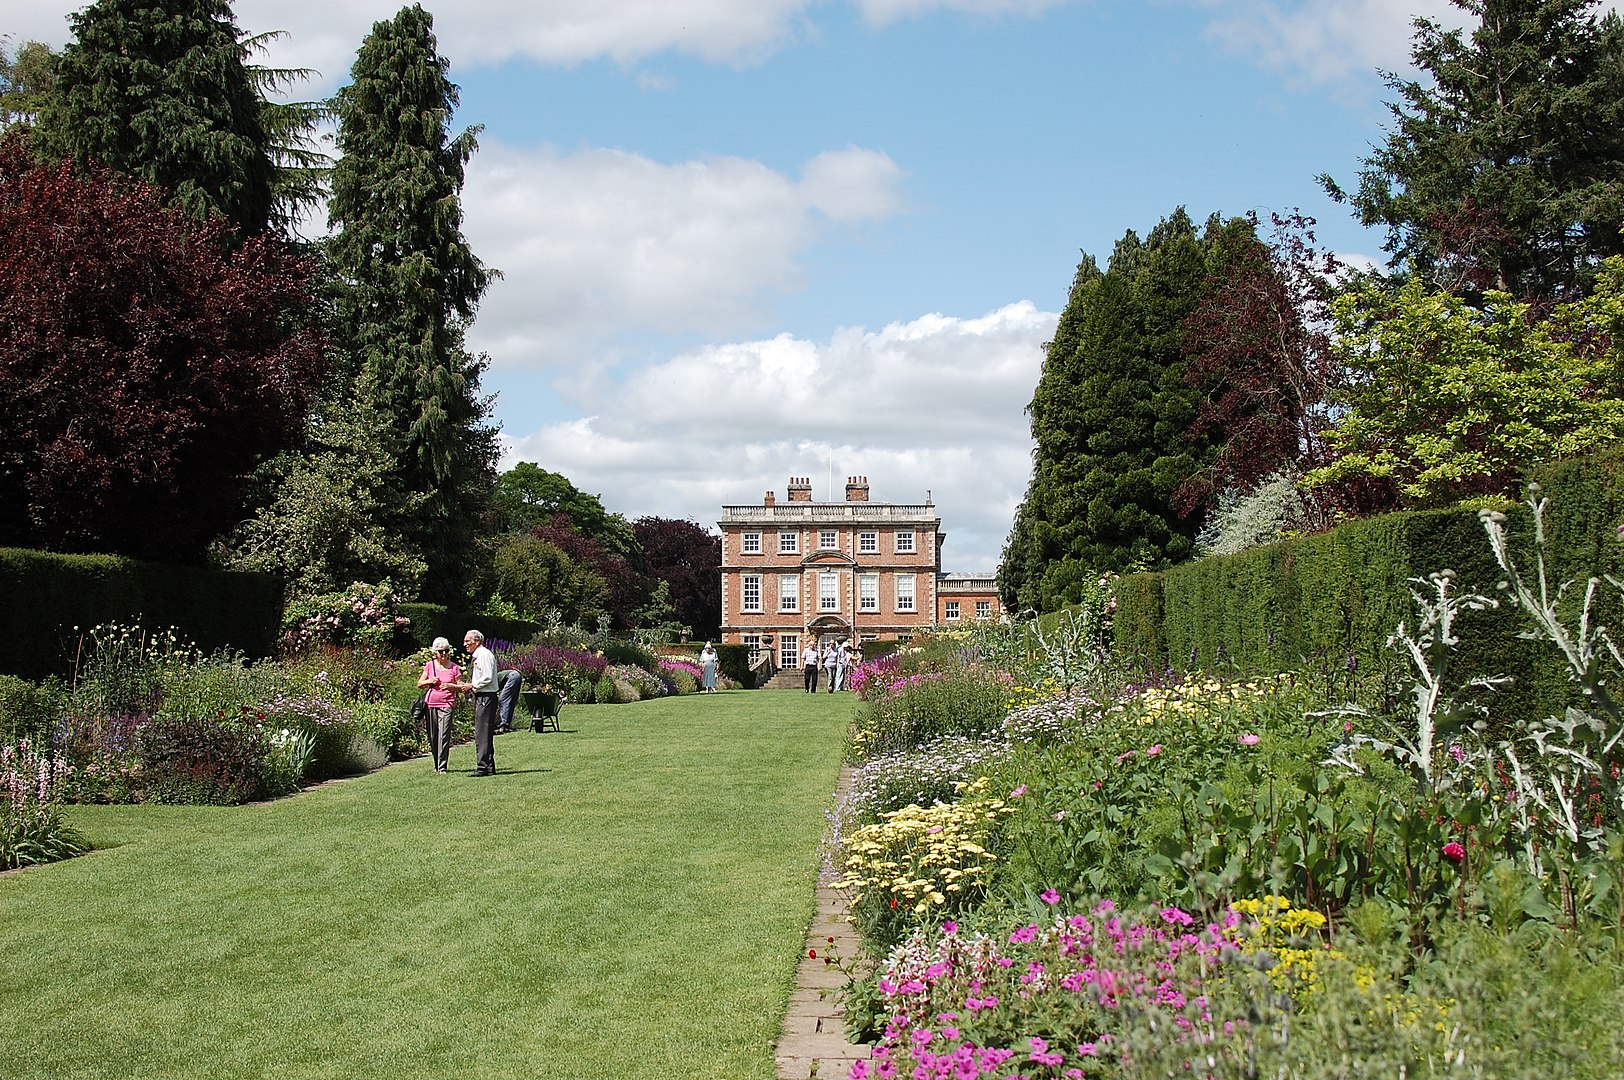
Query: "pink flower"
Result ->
[[1041, 888, 1061, 905], [1238, 733, 1260, 746], [1146, 744, 1161, 757], [1442, 842, 1466, 863], [941, 920, 958, 935], [1010, 784, 1028, 797]]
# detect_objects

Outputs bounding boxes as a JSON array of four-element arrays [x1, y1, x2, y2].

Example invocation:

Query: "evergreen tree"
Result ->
[[326, 4, 498, 605], [34, 0, 276, 236], [1001, 210, 1224, 609], [1322, 0, 1624, 300]]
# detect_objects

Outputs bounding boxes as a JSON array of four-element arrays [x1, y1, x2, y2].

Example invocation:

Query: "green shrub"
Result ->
[[281, 581, 408, 653], [349, 698, 416, 760], [0, 675, 67, 745], [258, 727, 314, 798], [715, 643, 754, 687], [569, 675, 596, 704], [602, 639, 658, 671], [67, 622, 195, 717], [2, 740, 89, 868], [594, 673, 619, 705], [254, 693, 361, 783], [154, 650, 277, 723], [0, 548, 280, 679]]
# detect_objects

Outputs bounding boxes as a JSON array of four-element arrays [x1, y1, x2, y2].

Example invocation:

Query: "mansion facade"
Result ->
[[718, 476, 1002, 670]]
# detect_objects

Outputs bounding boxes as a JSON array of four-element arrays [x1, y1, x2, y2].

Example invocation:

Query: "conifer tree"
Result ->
[[1322, 0, 1624, 300], [34, 0, 276, 236], [1001, 211, 1227, 609], [326, 4, 497, 604]]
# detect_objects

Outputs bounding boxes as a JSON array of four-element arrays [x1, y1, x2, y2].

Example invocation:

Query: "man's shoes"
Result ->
[[494, 725, 513, 734], [435, 766, 447, 774], [467, 769, 494, 777]]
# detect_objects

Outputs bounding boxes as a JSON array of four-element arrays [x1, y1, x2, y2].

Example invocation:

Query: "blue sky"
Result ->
[[20, 0, 1572, 571]]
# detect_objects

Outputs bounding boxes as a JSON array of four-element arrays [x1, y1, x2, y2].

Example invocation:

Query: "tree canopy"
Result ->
[[34, 0, 277, 236], [1322, 0, 1624, 301], [633, 516, 722, 642], [325, 3, 497, 603], [1000, 210, 1228, 611], [1305, 258, 1624, 504], [0, 133, 324, 560]]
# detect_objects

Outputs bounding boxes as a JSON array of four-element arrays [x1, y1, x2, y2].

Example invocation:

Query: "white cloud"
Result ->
[[16, 1, 820, 88], [500, 301, 1055, 571], [856, 0, 1074, 24], [462, 142, 907, 369], [1186, 0, 1624, 86], [1194, 0, 1461, 84]]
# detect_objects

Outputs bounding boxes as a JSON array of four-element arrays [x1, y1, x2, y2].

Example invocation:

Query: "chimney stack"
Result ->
[[845, 475, 870, 502], [787, 476, 813, 502], [763, 490, 775, 506]]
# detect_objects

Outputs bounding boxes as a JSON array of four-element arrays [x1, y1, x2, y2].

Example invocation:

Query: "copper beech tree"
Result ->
[[0, 134, 325, 560]]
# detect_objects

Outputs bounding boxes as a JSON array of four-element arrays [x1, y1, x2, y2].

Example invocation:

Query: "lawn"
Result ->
[[0, 690, 853, 1080]]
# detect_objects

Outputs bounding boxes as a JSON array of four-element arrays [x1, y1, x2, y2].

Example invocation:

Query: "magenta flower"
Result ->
[[1010, 784, 1028, 797], [1146, 744, 1162, 757], [1442, 841, 1466, 863], [1041, 888, 1060, 905]]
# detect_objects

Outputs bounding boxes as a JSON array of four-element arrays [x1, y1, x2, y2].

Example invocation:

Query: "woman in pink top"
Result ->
[[417, 637, 461, 773]]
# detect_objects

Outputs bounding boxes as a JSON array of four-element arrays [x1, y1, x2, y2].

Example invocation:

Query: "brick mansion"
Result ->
[[718, 476, 1002, 669]]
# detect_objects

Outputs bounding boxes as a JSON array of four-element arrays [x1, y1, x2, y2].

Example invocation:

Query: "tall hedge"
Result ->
[[0, 548, 281, 678], [1111, 449, 1624, 721]]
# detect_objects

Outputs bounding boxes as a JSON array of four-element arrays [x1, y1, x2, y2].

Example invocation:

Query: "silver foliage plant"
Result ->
[[1324, 484, 1624, 879], [1196, 469, 1329, 557], [1481, 487, 1623, 862], [1320, 570, 1508, 794]]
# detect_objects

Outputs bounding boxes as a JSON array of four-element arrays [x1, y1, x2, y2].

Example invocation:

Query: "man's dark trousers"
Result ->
[[473, 692, 498, 773], [804, 664, 819, 692]]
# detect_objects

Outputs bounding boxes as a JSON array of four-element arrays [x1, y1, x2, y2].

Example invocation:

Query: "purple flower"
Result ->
[[1040, 888, 1061, 905]]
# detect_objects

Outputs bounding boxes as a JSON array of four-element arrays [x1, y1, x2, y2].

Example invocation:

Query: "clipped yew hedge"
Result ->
[[0, 548, 281, 679], [1111, 449, 1624, 721]]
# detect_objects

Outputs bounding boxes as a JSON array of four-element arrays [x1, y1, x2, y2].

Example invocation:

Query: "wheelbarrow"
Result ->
[[521, 689, 563, 733]]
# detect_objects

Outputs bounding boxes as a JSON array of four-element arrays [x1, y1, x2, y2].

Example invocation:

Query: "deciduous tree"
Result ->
[[1304, 260, 1624, 504], [0, 133, 324, 560], [633, 517, 722, 641], [1175, 212, 1340, 515]]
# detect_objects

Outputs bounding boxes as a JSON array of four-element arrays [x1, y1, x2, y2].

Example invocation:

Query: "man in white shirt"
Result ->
[[801, 641, 820, 693], [461, 629, 498, 776]]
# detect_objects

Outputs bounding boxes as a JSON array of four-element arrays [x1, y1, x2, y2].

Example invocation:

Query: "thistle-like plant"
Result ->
[[1481, 488, 1623, 867], [1322, 570, 1506, 792]]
